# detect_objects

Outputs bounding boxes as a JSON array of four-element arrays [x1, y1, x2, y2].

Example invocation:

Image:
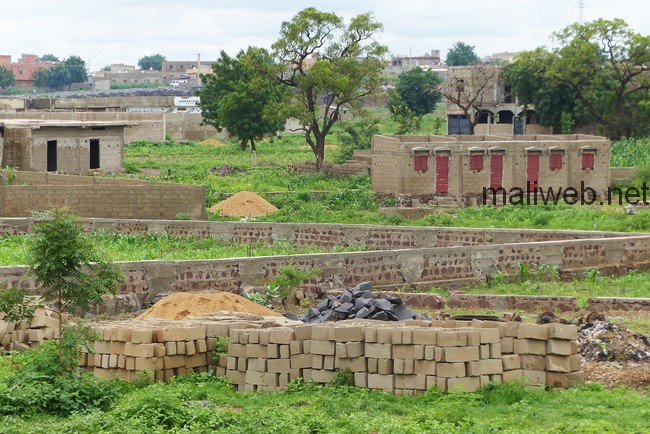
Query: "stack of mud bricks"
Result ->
[[498, 321, 583, 389], [0, 307, 60, 352], [225, 319, 583, 394], [80, 319, 261, 381]]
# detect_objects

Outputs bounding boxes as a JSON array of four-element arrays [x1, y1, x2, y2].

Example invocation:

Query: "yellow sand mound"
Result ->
[[209, 191, 278, 217], [200, 138, 224, 146], [137, 292, 281, 320]]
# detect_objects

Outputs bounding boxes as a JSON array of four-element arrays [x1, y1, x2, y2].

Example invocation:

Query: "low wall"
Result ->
[[289, 161, 371, 178], [586, 297, 650, 311], [611, 167, 635, 184]]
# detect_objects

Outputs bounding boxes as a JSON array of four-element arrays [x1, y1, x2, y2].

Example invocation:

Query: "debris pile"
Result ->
[[578, 321, 650, 362], [0, 306, 60, 352], [209, 191, 278, 217], [137, 292, 281, 320], [299, 281, 426, 324]]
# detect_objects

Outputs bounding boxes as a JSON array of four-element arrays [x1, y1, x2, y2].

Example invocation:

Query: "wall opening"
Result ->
[[47, 140, 57, 172], [90, 139, 100, 169]]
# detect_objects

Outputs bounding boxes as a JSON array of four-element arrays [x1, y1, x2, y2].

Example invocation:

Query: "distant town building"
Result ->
[[385, 50, 445, 75], [0, 54, 54, 86]]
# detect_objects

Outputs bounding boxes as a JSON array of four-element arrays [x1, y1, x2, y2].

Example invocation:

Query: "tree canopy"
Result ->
[[198, 47, 287, 152], [138, 54, 166, 71], [446, 42, 480, 66], [0, 66, 15, 89], [39, 54, 59, 62], [503, 19, 650, 138], [389, 67, 443, 115], [272, 7, 387, 168], [32, 56, 87, 90]]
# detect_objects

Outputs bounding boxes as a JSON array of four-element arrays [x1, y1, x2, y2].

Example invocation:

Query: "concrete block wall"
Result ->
[[223, 320, 583, 393]]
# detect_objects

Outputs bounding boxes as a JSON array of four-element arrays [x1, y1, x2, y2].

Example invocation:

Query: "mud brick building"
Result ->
[[371, 134, 610, 200]]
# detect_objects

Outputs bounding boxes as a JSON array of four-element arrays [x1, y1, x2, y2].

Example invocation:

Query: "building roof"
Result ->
[[0, 120, 137, 129]]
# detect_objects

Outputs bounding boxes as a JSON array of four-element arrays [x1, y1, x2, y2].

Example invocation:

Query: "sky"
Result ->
[[1, 0, 648, 71]]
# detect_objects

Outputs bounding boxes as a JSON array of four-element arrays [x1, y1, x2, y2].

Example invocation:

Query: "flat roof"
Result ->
[[0, 120, 137, 128]]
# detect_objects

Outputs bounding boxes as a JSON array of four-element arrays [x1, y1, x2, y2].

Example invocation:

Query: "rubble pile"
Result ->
[[0, 307, 60, 352], [299, 282, 426, 324], [578, 321, 650, 362]]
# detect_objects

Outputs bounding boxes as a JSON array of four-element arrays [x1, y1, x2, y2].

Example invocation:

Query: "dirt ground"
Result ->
[[584, 361, 650, 391]]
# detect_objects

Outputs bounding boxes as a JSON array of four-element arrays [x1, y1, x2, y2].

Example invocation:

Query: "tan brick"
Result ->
[[124, 342, 156, 358], [354, 372, 368, 388], [246, 344, 265, 358], [334, 326, 365, 342], [502, 369, 524, 383], [546, 339, 572, 356], [394, 374, 418, 389], [323, 355, 335, 370], [247, 330, 259, 344], [424, 345, 435, 361], [502, 322, 520, 338], [437, 331, 467, 347], [520, 355, 546, 371], [546, 372, 570, 389], [501, 337, 514, 354], [291, 353, 312, 369], [279, 344, 290, 359], [130, 329, 153, 344], [566, 371, 585, 386], [28, 329, 44, 342], [393, 344, 415, 359], [442, 346, 480, 362], [269, 328, 294, 344], [312, 354, 324, 369], [345, 341, 364, 358], [547, 323, 578, 340], [135, 357, 162, 371], [184, 326, 207, 341], [364, 327, 377, 343], [155, 327, 185, 342], [490, 343, 502, 359], [263, 372, 279, 387], [367, 358, 378, 373], [436, 362, 465, 378], [125, 356, 135, 371], [467, 359, 503, 376], [376, 328, 394, 344], [245, 370, 264, 385], [546, 355, 570, 373], [259, 330, 270, 345], [293, 325, 313, 341], [502, 354, 521, 371], [290, 340, 303, 355], [447, 376, 481, 392], [378, 358, 394, 375], [517, 323, 549, 340], [523, 370, 546, 386], [569, 354, 582, 372], [480, 344, 490, 359], [365, 343, 392, 359], [310, 340, 335, 356], [311, 369, 336, 384], [93, 340, 111, 354], [514, 339, 546, 355], [185, 340, 196, 356], [267, 344, 280, 359], [177, 341, 187, 355], [335, 342, 348, 358], [237, 357, 248, 372], [336, 357, 367, 372], [108, 354, 119, 369], [109, 340, 125, 354], [479, 328, 501, 344], [367, 374, 394, 392], [164, 355, 186, 370], [414, 360, 436, 375]]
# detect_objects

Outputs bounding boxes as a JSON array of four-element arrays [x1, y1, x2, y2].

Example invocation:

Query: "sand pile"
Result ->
[[209, 191, 278, 217], [200, 138, 224, 146], [137, 292, 281, 320]]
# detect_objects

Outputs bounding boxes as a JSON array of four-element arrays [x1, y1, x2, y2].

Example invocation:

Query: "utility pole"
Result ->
[[574, 0, 587, 24], [197, 53, 202, 85]]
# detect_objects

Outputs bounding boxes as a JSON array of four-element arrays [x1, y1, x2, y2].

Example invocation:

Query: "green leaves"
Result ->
[[446, 41, 480, 66]]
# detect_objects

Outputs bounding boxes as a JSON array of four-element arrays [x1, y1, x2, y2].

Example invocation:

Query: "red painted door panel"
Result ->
[[490, 154, 503, 189], [527, 153, 540, 191], [436, 154, 449, 193]]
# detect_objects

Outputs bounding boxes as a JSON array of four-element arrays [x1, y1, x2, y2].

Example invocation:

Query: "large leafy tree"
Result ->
[[504, 19, 650, 138], [63, 55, 87, 85], [446, 41, 480, 66], [388, 67, 443, 132], [199, 47, 287, 152], [32, 56, 87, 90], [138, 54, 166, 71], [27, 210, 123, 370], [0, 65, 15, 89], [272, 8, 387, 169], [39, 54, 59, 62]]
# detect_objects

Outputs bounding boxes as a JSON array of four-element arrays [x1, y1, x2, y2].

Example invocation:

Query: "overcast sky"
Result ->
[[1, 0, 647, 71]]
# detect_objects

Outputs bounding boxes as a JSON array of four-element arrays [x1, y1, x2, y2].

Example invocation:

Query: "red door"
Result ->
[[527, 153, 540, 191], [490, 153, 503, 189], [436, 154, 449, 193]]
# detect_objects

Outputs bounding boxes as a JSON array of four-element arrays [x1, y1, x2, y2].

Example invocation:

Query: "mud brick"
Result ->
[[311, 340, 336, 356], [228, 370, 246, 385], [259, 330, 270, 345], [546, 355, 570, 373], [424, 345, 435, 361], [115, 327, 132, 342], [367, 358, 378, 373], [125, 342, 156, 358], [289, 369, 302, 381], [394, 374, 418, 389], [466, 359, 503, 376], [437, 362, 465, 378], [117, 355, 127, 369], [177, 341, 187, 355], [334, 326, 365, 342], [253, 358, 267, 372], [367, 374, 394, 392], [136, 357, 162, 371], [311, 369, 336, 384], [30, 315, 59, 329], [28, 329, 44, 342], [376, 328, 394, 344], [437, 331, 467, 347], [425, 375, 438, 391], [109, 340, 125, 354], [465, 331, 481, 346], [566, 371, 585, 386], [237, 357, 248, 372], [502, 322, 520, 338], [185, 340, 196, 356], [547, 323, 578, 340], [354, 372, 368, 388], [378, 358, 394, 375], [480, 328, 501, 344], [131, 329, 154, 344], [323, 355, 335, 370], [246, 344, 265, 358], [413, 345, 424, 359], [393, 345, 415, 359], [414, 360, 436, 375], [520, 355, 545, 371], [312, 354, 324, 369], [93, 340, 111, 354], [196, 339, 207, 354], [165, 355, 187, 370], [303, 340, 312, 354], [263, 372, 279, 387], [166, 341, 178, 356], [267, 344, 280, 359], [245, 370, 264, 385], [490, 343, 502, 359], [490, 374, 503, 384], [402, 329, 413, 345], [335, 342, 348, 358], [546, 372, 570, 389], [514, 339, 546, 355], [293, 325, 313, 341], [108, 354, 119, 369], [279, 373, 291, 388], [392, 329, 403, 344], [302, 369, 313, 381], [336, 357, 367, 372], [153, 343, 166, 357], [279, 345, 290, 359], [238, 332, 250, 345], [226, 356, 237, 370], [155, 327, 185, 342], [290, 340, 304, 355], [501, 337, 514, 354], [523, 370, 546, 386], [269, 328, 294, 344], [447, 376, 481, 393], [291, 353, 312, 369], [206, 323, 230, 338], [364, 327, 378, 343], [311, 325, 330, 341], [93, 353, 102, 367], [546, 339, 572, 356], [442, 346, 479, 362], [502, 354, 521, 371], [125, 356, 136, 371], [184, 326, 207, 341], [247, 330, 259, 344], [480, 375, 491, 388], [517, 323, 549, 340], [502, 369, 524, 383], [346, 341, 364, 358], [480, 344, 490, 359], [569, 354, 582, 372], [393, 359, 414, 375], [365, 343, 392, 359]]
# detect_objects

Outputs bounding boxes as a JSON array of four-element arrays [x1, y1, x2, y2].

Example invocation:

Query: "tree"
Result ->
[[39, 54, 59, 62], [33, 67, 52, 88], [63, 56, 88, 86], [387, 67, 442, 133], [446, 41, 480, 66], [47, 63, 72, 90], [441, 63, 500, 134], [199, 47, 287, 153], [26, 210, 123, 370], [272, 8, 387, 169], [138, 54, 166, 71], [0, 66, 15, 89]]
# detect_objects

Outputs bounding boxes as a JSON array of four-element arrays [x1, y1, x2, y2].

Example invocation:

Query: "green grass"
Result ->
[[610, 138, 650, 167], [0, 372, 648, 433]]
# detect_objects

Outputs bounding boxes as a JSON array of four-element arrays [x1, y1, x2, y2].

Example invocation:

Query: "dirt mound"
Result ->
[[209, 191, 278, 217], [200, 138, 224, 147], [137, 292, 281, 320], [579, 321, 650, 362]]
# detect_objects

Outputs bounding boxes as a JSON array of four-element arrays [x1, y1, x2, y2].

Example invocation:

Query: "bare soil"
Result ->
[[209, 191, 278, 217]]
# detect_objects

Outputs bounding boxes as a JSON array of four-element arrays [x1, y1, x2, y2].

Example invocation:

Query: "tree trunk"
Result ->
[[57, 286, 63, 373], [240, 139, 247, 151], [314, 134, 326, 171]]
